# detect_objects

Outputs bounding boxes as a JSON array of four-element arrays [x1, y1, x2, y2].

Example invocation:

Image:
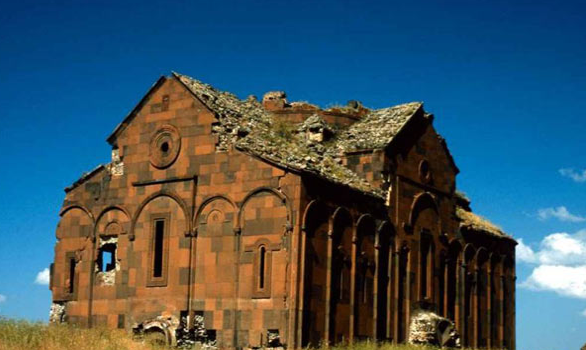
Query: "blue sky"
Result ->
[[0, 1, 584, 349]]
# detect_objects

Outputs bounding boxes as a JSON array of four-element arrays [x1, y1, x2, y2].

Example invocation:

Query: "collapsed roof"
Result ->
[[71, 72, 510, 239], [173, 72, 424, 198]]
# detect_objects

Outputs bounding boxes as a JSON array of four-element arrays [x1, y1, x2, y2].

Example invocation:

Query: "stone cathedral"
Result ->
[[50, 72, 516, 349]]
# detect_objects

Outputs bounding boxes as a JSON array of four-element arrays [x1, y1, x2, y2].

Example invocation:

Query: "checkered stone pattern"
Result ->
[[52, 75, 516, 350]]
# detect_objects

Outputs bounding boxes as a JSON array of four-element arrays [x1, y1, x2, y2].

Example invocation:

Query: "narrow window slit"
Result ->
[[68, 258, 76, 294], [153, 219, 165, 278], [259, 246, 266, 289]]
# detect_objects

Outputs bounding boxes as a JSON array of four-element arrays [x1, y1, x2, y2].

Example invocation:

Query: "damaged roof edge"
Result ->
[[456, 206, 516, 243], [382, 103, 425, 153], [64, 164, 107, 193], [106, 75, 168, 146], [234, 145, 385, 201]]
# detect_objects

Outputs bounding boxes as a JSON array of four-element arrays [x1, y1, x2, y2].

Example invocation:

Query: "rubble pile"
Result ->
[[408, 309, 460, 348], [49, 302, 66, 323]]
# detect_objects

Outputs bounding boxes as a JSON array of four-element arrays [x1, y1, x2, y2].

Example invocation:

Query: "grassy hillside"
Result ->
[[0, 318, 464, 350]]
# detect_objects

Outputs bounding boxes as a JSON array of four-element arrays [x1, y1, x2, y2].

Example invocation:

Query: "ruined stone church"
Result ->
[[50, 72, 516, 349]]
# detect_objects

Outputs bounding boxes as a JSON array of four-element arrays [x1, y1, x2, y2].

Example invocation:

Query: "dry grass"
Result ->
[[0, 318, 477, 350], [0, 318, 165, 350]]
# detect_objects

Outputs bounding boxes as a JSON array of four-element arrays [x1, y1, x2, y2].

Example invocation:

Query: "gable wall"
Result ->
[[53, 77, 303, 348]]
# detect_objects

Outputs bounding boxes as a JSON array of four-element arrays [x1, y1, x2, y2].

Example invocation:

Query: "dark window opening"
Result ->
[[259, 246, 266, 289], [160, 141, 169, 153], [97, 243, 117, 272], [153, 219, 165, 278], [68, 258, 76, 294]]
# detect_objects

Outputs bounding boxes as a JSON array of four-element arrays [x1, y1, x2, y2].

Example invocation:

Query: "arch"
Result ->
[[193, 195, 237, 236], [60, 204, 95, 224], [131, 189, 190, 237], [407, 192, 439, 229], [93, 205, 131, 239], [301, 200, 329, 234], [463, 244, 476, 265], [237, 186, 292, 229], [193, 194, 236, 230], [331, 206, 353, 228], [355, 214, 375, 235], [376, 221, 395, 244]]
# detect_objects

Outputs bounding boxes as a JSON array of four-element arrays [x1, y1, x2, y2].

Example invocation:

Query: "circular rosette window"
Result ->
[[149, 125, 181, 169]]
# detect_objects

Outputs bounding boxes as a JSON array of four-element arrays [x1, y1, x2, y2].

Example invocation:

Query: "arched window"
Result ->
[[259, 246, 267, 290], [253, 241, 272, 298], [147, 215, 170, 287]]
